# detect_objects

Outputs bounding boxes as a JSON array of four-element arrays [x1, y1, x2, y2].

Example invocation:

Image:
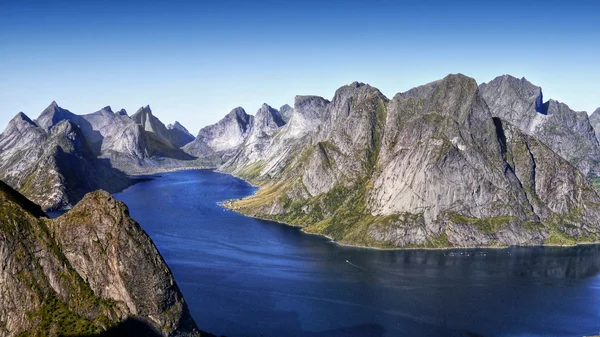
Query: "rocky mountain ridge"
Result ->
[[0, 180, 209, 336], [220, 74, 600, 248], [480, 75, 600, 178], [0, 102, 200, 210]]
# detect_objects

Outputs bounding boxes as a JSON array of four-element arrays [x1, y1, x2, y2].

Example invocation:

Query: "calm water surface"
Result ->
[[113, 170, 600, 337]]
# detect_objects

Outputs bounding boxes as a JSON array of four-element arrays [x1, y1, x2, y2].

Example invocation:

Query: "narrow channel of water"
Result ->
[[114, 170, 600, 337]]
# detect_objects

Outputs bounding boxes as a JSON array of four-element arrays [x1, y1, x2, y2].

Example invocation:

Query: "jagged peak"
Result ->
[[397, 79, 441, 100], [294, 95, 329, 107], [116, 109, 128, 116], [280, 104, 292, 111], [42, 100, 61, 113], [349, 81, 366, 88], [11, 111, 37, 126], [168, 121, 191, 134], [225, 107, 251, 123], [101, 105, 113, 113], [255, 103, 285, 127], [332, 81, 387, 105], [483, 74, 541, 93], [134, 105, 152, 115]]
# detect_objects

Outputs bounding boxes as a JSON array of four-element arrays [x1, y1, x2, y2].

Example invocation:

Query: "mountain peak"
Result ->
[[11, 111, 36, 125], [256, 103, 285, 128], [36, 101, 75, 131], [116, 108, 128, 116], [102, 105, 113, 113]]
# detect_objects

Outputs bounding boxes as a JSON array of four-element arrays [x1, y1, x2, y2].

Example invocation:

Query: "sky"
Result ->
[[1, 0, 599, 133]]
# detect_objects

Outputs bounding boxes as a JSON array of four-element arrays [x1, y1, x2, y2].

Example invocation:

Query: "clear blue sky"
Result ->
[[1, 0, 599, 134]]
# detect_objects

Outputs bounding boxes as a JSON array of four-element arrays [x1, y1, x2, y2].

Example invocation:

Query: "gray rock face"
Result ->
[[480, 75, 600, 177], [226, 74, 600, 248], [183, 107, 254, 164], [279, 104, 294, 123], [0, 181, 206, 336], [589, 107, 600, 142], [35, 101, 76, 131]]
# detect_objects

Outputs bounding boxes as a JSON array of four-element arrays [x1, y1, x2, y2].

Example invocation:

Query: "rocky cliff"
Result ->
[[480, 75, 600, 177], [0, 180, 207, 336], [225, 74, 600, 248]]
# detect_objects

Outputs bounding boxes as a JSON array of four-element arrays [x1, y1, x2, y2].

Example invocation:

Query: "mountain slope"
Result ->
[[480, 75, 600, 177], [0, 181, 207, 336], [226, 74, 600, 248], [183, 107, 254, 165]]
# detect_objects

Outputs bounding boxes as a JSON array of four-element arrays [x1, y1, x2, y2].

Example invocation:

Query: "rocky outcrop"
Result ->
[[0, 181, 207, 336], [226, 74, 600, 248], [480, 75, 600, 177]]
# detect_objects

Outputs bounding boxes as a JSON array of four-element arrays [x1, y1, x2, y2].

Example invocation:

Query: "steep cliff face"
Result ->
[[226, 74, 600, 248], [0, 115, 132, 211], [480, 75, 600, 177], [0, 181, 206, 336], [589, 107, 600, 143]]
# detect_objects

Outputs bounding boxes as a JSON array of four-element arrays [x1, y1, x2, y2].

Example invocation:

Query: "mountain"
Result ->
[[35, 101, 76, 131], [0, 102, 201, 210], [183, 107, 254, 164], [480, 75, 600, 177], [589, 107, 600, 142], [0, 113, 132, 210], [224, 74, 600, 248], [279, 104, 294, 123], [168, 121, 195, 147], [0, 181, 208, 336]]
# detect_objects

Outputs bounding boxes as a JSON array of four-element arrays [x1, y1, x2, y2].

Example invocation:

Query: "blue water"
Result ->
[[114, 170, 600, 337]]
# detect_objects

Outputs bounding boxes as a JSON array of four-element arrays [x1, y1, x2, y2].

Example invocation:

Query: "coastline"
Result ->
[[217, 173, 600, 251]]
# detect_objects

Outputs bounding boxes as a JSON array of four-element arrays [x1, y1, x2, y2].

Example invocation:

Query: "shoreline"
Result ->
[[217, 173, 600, 251], [220, 200, 600, 252], [126, 165, 216, 176]]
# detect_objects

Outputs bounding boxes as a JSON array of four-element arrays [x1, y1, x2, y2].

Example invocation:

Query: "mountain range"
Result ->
[[2, 74, 600, 249], [0, 103, 201, 210], [213, 74, 600, 248]]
